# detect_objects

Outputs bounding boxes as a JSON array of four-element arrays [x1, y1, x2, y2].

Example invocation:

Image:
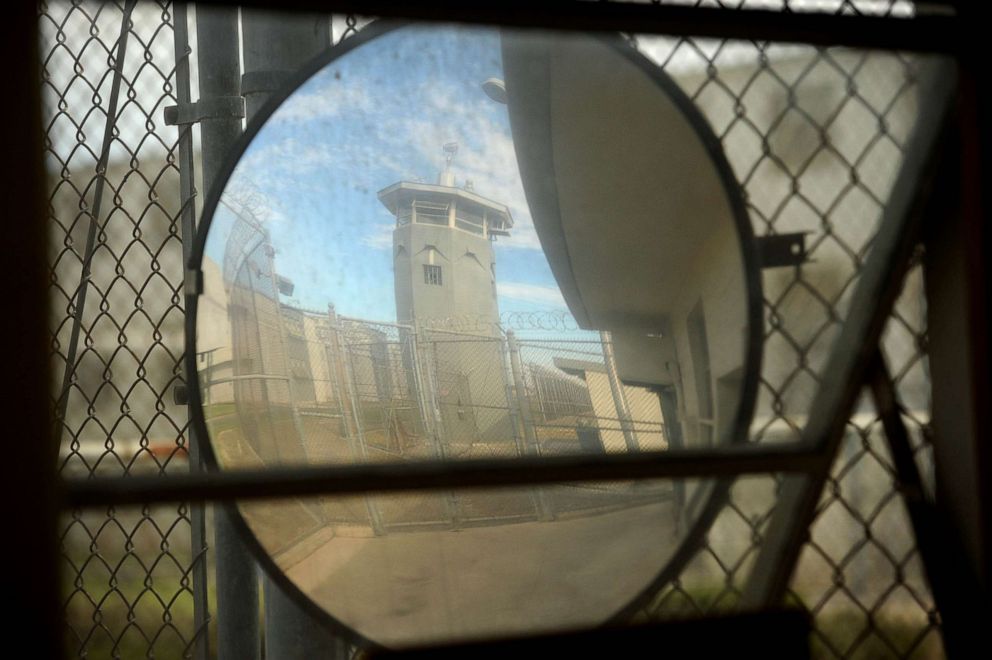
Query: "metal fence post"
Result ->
[[415, 331, 447, 457], [193, 6, 260, 660], [407, 325, 437, 444], [326, 306, 360, 447], [237, 11, 354, 656], [326, 308, 384, 535], [599, 330, 640, 452], [506, 331, 539, 453], [335, 318, 386, 536], [260, 242, 309, 461], [499, 333, 528, 457], [173, 5, 210, 658], [506, 330, 553, 520], [409, 328, 462, 525]]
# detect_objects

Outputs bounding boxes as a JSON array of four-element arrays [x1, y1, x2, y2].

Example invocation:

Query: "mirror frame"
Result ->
[[185, 19, 765, 649]]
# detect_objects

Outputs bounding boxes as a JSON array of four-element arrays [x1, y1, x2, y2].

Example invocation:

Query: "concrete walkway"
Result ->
[[276, 500, 679, 647]]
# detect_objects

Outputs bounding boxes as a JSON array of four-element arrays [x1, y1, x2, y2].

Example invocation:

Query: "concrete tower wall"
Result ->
[[391, 202, 513, 449], [393, 223, 498, 329]]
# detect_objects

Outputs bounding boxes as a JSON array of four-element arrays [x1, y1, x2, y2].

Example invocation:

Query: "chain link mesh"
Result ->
[[42, 1, 207, 657], [45, 1, 944, 658], [624, 4, 942, 657]]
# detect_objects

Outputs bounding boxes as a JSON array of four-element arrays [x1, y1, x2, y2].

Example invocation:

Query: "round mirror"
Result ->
[[191, 23, 762, 648]]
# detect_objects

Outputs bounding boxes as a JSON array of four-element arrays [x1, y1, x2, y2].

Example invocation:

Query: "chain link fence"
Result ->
[[626, 7, 942, 658], [44, 1, 942, 658], [208, 277, 677, 529], [42, 1, 208, 657]]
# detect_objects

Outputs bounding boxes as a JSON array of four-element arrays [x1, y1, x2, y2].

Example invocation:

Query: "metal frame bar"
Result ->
[[7, 3, 61, 657], [867, 350, 983, 658], [192, 6, 263, 660], [64, 443, 821, 508], [215, 0, 962, 53], [923, 29, 992, 606], [236, 12, 352, 658]]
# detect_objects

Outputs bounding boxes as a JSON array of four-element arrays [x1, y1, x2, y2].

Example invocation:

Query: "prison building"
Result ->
[[553, 357, 668, 453], [280, 304, 318, 405], [338, 318, 398, 405], [222, 237, 307, 464], [525, 362, 594, 422], [377, 166, 512, 332]]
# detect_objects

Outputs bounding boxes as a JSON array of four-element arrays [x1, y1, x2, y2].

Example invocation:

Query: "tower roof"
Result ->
[[377, 181, 514, 229]]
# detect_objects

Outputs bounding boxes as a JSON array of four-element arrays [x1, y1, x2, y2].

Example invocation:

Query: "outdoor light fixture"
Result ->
[[183, 19, 956, 652]]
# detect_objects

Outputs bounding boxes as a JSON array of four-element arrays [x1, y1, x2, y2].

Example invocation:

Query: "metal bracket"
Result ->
[[184, 268, 204, 297], [164, 96, 245, 126], [757, 232, 809, 269], [241, 69, 291, 97], [173, 383, 189, 406]]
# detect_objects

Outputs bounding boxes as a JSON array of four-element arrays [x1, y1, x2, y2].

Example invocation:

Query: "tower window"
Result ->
[[424, 264, 443, 286]]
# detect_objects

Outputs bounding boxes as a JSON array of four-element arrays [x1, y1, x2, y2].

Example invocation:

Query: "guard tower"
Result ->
[[377, 144, 515, 448], [377, 143, 513, 332]]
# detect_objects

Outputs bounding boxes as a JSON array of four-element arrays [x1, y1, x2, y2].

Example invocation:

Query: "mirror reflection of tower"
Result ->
[[377, 144, 515, 449], [378, 143, 512, 331]]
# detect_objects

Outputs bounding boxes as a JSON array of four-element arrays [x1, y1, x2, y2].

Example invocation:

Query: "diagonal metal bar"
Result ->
[[740, 57, 960, 610], [9, 3, 61, 656], [52, 0, 137, 446], [869, 350, 984, 659], [61, 443, 822, 508]]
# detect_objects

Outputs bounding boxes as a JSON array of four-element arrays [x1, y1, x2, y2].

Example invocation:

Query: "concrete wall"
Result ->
[[584, 371, 667, 453], [394, 218, 513, 446], [393, 222, 498, 328], [302, 314, 335, 404], [666, 210, 748, 449]]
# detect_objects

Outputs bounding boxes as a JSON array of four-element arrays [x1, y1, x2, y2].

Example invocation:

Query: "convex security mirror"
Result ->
[[190, 23, 763, 648]]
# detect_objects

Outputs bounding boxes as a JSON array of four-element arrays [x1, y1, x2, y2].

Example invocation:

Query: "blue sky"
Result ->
[[205, 24, 570, 326]]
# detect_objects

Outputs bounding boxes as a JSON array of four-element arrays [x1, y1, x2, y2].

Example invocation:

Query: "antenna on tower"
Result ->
[[443, 142, 458, 164], [440, 142, 458, 186]]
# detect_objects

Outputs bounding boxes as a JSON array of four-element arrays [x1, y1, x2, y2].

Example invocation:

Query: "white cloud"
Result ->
[[233, 135, 410, 197], [361, 222, 394, 249], [391, 81, 544, 251], [230, 50, 553, 254], [267, 85, 373, 125], [236, 138, 332, 177], [497, 282, 566, 308]]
